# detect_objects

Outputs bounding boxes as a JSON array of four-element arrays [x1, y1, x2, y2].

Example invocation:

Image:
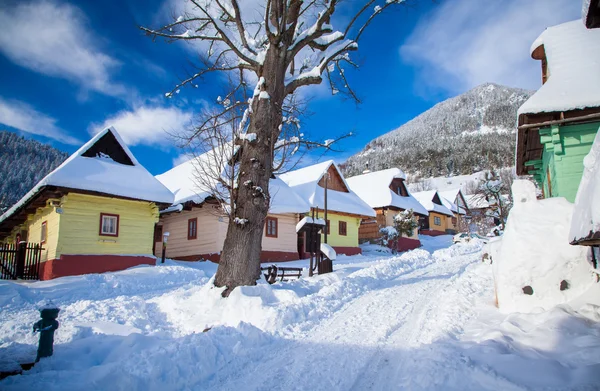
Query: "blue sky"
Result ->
[[0, 0, 581, 176]]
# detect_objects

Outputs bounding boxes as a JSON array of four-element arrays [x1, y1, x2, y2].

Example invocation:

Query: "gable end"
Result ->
[[82, 131, 134, 166]]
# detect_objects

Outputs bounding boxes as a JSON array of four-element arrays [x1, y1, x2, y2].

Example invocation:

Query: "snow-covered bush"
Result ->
[[493, 180, 594, 313], [393, 209, 419, 237], [379, 209, 418, 248]]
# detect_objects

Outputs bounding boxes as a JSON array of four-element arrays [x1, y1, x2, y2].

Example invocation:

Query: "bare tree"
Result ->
[[410, 177, 433, 192], [143, 0, 412, 295], [477, 169, 515, 231]]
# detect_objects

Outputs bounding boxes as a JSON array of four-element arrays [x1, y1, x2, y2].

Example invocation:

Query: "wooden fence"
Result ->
[[0, 242, 43, 280]]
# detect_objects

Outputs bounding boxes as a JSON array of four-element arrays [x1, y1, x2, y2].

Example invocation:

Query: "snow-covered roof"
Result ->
[[465, 194, 490, 210], [518, 20, 600, 116], [0, 127, 174, 225], [346, 168, 428, 216], [570, 128, 600, 244], [439, 189, 467, 215], [156, 151, 310, 215], [412, 191, 454, 217], [279, 160, 376, 217]]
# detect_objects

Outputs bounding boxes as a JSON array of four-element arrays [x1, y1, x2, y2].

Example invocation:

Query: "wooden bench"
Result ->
[[261, 265, 303, 284]]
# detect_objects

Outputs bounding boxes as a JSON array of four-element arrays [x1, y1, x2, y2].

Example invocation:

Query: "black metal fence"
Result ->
[[0, 242, 43, 280]]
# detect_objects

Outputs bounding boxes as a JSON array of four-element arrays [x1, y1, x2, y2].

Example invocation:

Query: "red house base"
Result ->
[[392, 237, 421, 252], [419, 230, 447, 237], [173, 251, 300, 263], [39, 254, 156, 280]]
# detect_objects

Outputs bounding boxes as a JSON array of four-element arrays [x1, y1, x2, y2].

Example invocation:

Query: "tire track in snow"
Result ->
[[210, 244, 484, 390]]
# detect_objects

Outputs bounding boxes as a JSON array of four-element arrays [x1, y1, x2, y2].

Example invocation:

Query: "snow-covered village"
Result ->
[[0, 0, 599, 390]]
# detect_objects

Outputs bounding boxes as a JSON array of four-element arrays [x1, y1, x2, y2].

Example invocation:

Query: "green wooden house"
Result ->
[[515, 20, 600, 202]]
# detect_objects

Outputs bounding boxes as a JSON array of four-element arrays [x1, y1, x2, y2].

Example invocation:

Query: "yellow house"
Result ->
[[154, 152, 310, 262], [439, 189, 469, 234], [279, 161, 376, 256], [0, 127, 174, 280], [412, 190, 454, 236]]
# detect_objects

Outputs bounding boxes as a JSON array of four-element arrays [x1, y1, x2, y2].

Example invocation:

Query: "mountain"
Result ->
[[0, 131, 69, 212], [340, 83, 533, 178]]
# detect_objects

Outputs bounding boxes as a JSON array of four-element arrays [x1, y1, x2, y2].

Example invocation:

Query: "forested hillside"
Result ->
[[341, 83, 532, 177], [0, 131, 68, 212]]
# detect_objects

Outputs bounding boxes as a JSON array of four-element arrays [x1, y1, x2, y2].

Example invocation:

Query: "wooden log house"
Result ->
[[346, 168, 428, 252], [279, 161, 376, 257], [516, 20, 600, 202], [154, 151, 310, 263], [0, 127, 174, 280], [412, 191, 454, 236]]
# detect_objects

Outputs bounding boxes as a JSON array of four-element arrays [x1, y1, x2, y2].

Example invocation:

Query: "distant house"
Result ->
[[412, 191, 454, 236], [346, 168, 428, 252], [465, 194, 490, 218], [0, 127, 174, 280], [439, 188, 469, 234], [154, 151, 310, 263], [515, 20, 600, 202], [280, 161, 376, 256]]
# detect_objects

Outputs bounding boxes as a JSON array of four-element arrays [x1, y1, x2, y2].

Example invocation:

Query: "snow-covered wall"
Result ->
[[493, 180, 593, 313]]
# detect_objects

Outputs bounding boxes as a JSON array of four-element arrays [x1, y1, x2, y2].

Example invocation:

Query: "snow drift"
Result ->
[[493, 180, 594, 313]]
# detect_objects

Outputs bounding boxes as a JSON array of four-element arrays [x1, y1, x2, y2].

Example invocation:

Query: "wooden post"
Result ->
[[309, 210, 314, 277], [319, 173, 333, 275], [15, 242, 26, 279]]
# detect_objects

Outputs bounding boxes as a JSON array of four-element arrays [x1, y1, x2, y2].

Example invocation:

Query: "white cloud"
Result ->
[[172, 153, 193, 167], [90, 106, 193, 147], [0, 98, 80, 145], [400, 0, 580, 95], [0, 1, 125, 97]]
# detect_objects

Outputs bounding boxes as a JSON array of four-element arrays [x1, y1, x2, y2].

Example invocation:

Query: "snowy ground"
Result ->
[[1, 236, 599, 390]]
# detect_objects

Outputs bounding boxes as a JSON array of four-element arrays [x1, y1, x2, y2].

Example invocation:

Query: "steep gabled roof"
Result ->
[[412, 190, 454, 217], [279, 160, 376, 217], [156, 149, 310, 214], [0, 127, 174, 226], [518, 20, 600, 117], [346, 168, 428, 216], [439, 189, 468, 215]]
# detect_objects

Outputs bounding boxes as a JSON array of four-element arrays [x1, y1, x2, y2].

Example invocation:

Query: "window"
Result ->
[[451, 217, 457, 225], [339, 221, 347, 236], [154, 224, 163, 243], [99, 213, 119, 236], [187, 218, 197, 240], [434, 216, 441, 226], [265, 217, 278, 238], [40, 221, 47, 244]]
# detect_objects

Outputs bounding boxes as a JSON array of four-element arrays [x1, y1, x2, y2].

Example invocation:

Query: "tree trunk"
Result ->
[[214, 47, 286, 296]]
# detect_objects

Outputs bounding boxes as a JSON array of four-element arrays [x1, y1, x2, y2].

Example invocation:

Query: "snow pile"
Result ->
[[295, 216, 326, 233], [2, 236, 600, 390], [320, 243, 336, 260], [518, 20, 600, 116], [493, 180, 594, 313], [570, 128, 600, 244], [346, 168, 429, 216]]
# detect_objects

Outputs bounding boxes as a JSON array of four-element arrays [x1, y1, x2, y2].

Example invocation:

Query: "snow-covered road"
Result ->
[[209, 240, 506, 390], [1, 237, 599, 390]]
